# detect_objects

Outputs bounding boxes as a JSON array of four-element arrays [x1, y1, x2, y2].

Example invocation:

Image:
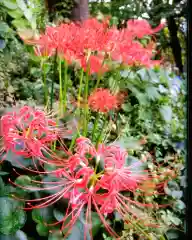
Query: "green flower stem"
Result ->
[[91, 112, 100, 141], [50, 50, 57, 110], [69, 131, 80, 152], [42, 60, 48, 106], [94, 72, 102, 90], [63, 60, 68, 113], [58, 59, 63, 116], [96, 115, 108, 148], [77, 69, 84, 108], [83, 66, 90, 136]]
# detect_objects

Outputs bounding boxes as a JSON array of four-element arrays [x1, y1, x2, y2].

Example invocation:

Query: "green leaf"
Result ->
[[147, 69, 159, 83], [165, 229, 180, 240], [0, 197, 26, 235], [0, 22, 9, 34], [36, 223, 49, 237], [160, 105, 172, 122], [0, 231, 28, 240], [7, 9, 23, 19], [2, 0, 18, 10], [15, 230, 28, 240], [121, 102, 133, 112], [4, 150, 33, 168], [174, 200, 186, 211], [0, 177, 5, 196], [12, 19, 30, 30], [91, 212, 101, 237], [137, 68, 148, 80], [32, 207, 53, 224], [146, 86, 161, 101], [128, 84, 148, 105], [16, 0, 36, 29], [14, 175, 37, 196], [48, 231, 63, 240], [0, 171, 9, 176]]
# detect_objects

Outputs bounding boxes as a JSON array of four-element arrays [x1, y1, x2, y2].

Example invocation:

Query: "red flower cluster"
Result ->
[[23, 18, 164, 73], [0, 106, 62, 167], [88, 88, 118, 113]]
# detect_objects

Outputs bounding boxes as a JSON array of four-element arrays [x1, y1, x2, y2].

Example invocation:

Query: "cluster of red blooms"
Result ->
[[88, 88, 118, 113], [0, 106, 67, 167], [24, 18, 164, 74], [0, 106, 169, 239]]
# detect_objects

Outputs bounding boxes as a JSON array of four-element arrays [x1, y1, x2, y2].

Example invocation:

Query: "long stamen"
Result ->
[[92, 197, 119, 238]]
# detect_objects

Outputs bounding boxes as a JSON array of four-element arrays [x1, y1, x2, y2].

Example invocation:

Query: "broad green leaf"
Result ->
[[146, 86, 161, 101], [3, 150, 33, 168], [14, 175, 37, 196], [12, 19, 30, 30], [160, 105, 172, 122], [174, 200, 186, 211], [0, 39, 6, 49], [147, 69, 159, 83], [16, 0, 36, 29], [32, 207, 53, 224], [0, 22, 9, 34], [137, 68, 148, 80], [0, 231, 27, 240], [165, 229, 182, 240], [36, 223, 49, 237], [7, 9, 23, 19], [0, 197, 26, 235], [2, 0, 18, 10], [127, 84, 148, 105], [121, 103, 133, 112], [48, 230, 63, 240]]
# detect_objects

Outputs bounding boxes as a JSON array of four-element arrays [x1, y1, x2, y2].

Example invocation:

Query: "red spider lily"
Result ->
[[0, 106, 69, 168], [81, 55, 109, 75], [126, 19, 165, 39], [34, 45, 54, 57], [88, 88, 118, 113], [11, 137, 169, 239]]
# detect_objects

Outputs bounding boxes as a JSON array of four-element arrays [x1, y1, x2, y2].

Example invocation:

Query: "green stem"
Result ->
[[77, 69, 84, 108], [42, 60, 48, 106], [58, 59, 63, 116], [69, 131, 80, 152], [96, 115, 108, 148], [94, 72, 102, 90], [91, 112, 100, 141], [50, 50, 57, 110], [83, 67, 90, 136], [63, 60, 68, 113]]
